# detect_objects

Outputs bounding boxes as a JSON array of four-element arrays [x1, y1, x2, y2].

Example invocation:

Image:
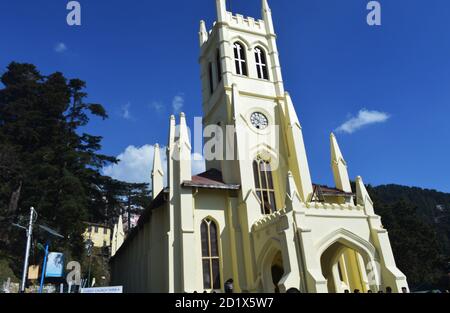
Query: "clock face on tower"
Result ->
[[250, 112, 269, 130]]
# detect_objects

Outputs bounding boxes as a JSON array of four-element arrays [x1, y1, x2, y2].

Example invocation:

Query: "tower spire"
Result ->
[[167, 115, 176, 193], [152, 144, 164, 198], [356, 176, 375, 215], [262, 0, 271, 12], [216, 0, 227, 22], [356, 176, 372, 206], [285, 171, 302, 212], [178, 113, 192, 182], [285, 93, 313, 202], [262, 0, 274, 34], [330, 133, 352, 193], [199, 20, 208, 46], [168, 115, 176, 153]]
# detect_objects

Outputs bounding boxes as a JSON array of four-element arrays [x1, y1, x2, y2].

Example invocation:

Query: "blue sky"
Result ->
[[1, 0, 449, 192]]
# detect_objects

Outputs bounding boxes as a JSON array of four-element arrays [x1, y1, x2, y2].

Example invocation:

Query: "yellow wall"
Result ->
[[110, 204, 169, 293], [83, 224, 111, 248], [109, 0, 409, 294]]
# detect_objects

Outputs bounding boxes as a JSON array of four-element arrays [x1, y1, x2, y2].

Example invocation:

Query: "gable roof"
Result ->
[[182, 169, 241, 190], [312, 183, 355, 199]]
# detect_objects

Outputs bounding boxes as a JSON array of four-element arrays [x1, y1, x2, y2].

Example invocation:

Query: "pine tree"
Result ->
[[0, 62, 118, 260]]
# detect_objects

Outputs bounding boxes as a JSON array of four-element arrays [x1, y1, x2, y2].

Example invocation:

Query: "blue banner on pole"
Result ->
[[45, 252, 65, 278]]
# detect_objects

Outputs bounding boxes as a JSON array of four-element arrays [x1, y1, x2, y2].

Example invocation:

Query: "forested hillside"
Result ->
[[367, 184, 450, 290]]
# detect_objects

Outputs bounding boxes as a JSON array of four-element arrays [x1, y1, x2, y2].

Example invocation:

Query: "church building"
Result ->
[[110, 0, 408, 293]]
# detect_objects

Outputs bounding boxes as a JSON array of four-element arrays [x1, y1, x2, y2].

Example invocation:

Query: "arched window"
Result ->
[[208, 62, 214, 94], [253, 158, 277, 215], [254, 47, 269, 80], [201, 218, 221, 290], [233, 42, 248, 76], [216, 49, 222, 83]]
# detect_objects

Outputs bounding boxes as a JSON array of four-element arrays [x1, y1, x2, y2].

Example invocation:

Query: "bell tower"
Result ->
[[199, 0, 314, 213], [198, 0, 316, 291]]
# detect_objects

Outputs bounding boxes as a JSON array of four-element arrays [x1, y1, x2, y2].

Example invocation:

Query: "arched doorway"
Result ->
[[320, 241, 370, 293], [270, 251, 284, 293], [260, 246, 286, 293]]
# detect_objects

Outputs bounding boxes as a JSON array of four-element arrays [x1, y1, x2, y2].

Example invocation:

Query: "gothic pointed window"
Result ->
[[201, 218, 221, 290], [254, 47, 269, 80], [233, 42, 248, 76], [216, 49, 222, 83], [253, 158, 277, 215], [208, 62, 214, 95]]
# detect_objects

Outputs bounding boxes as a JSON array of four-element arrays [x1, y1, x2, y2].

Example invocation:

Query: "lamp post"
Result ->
[[13, 207, 64, 293], [13, 207, 37, 293]]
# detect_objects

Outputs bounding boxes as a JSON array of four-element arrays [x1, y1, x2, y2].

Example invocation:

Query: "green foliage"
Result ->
[[0, 63, 111, 264], [365, 184, 450, 290], [0, 256, 19, 283], [81, 248, 111, 287], [0, 62, 152, 282], [91, 177, 151, 226]]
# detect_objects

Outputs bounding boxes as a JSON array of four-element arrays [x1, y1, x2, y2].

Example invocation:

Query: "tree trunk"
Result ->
[[8, 181, 22, 214]]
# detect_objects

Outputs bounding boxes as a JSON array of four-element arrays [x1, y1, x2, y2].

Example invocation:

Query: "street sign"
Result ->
[[80, 286, 123, 293], [28, 265, 40, 280], [45, 252, 65, 278]]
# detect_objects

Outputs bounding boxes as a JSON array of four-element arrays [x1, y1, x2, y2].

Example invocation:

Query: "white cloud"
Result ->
[[148, 95, 185, 115], [54, 42, 67, 53], [150, 101, 164, 113], [172, 94, 184, 114], [103, 145, 206, 186], [121, 102, 132, 120], [336, 109, 390, 134], [192, 153, 206, 176], [103, 145, 156, 184]]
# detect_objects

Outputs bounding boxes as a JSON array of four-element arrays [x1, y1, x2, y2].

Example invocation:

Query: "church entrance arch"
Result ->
[[260, 242, 286, 293], [320, 241, 372, 293], [270, 251, 284, 293]]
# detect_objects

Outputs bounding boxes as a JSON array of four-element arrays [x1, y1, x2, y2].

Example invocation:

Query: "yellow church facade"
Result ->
[[110, 0, 408, 293]]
